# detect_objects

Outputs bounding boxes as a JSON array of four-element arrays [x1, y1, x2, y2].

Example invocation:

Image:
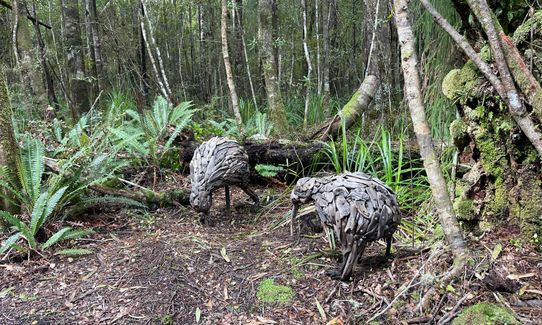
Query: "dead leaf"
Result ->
[[327, 319, 344, 325], [221, 247, 231, 263], [525, 289, 542, 295]]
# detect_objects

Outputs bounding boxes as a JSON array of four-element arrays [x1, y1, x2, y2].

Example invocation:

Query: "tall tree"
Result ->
[[394, 0, 468, 261], [85, 0, 103, 92], [61, 0, 90, 119], [0, 67, 20, 217], [258, 0, 289, 134], [302, 0, 313, 128], [12, 0, 45, 108], [221, 0, 243, 129]]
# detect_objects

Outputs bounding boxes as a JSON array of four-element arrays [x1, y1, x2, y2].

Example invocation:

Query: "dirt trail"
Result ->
[[1, 186, 541, 324]]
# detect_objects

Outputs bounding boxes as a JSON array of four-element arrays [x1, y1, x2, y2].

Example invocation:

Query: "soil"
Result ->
[[1, 184, 541, 324]]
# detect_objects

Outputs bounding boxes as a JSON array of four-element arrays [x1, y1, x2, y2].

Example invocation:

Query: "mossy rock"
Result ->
[[452, 303, 519, 325], [256, 278, 295, 304]]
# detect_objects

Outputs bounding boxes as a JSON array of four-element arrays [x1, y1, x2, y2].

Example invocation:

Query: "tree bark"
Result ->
[[141, 0, 172, 102], [394, 0, 469, 261], [61, 0, 90, 119], [312, 75, 378, 141], [258, 0, 289, 134], [0, 67, 20, 217], [321, 0, 333, 114], [236, 6, 258, 111], [13, 0, 45, 109], [31, 0, 59, 111], [302, 0, 313, 129], [221, 0, 243, 130]]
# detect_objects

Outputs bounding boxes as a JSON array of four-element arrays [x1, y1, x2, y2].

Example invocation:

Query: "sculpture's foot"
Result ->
[[250, 202, 261, 213], [198, 213, 214, 226]]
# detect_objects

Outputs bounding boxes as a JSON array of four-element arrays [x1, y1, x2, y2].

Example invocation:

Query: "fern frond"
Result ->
[[41, 227, 72, 250], [62, 228, 94, 241], [54, 248, 93, 256], [0, 233, 21, 255], [17, 137, 45, 204]]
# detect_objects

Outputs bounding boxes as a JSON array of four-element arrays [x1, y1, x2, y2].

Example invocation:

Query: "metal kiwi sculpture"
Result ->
[[290, 172, 401, 281], [189, 136, 259, 224]]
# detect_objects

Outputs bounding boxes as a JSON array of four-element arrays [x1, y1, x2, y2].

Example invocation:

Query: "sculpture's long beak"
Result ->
[[290, 204, 299, 237]]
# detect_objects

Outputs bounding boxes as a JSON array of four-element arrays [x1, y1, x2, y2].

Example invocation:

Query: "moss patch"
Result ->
[[450, 118, 469, 150], [452, 303, 519, 325], [256, 278, 295, 304], [453, 197, 475, 221], [442, 61, 480, 102]]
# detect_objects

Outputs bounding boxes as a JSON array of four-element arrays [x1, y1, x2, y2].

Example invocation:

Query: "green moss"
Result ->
[[510, 173, 542, 238], [452, 303, 519, 325], [479, 45, 492, 62], [442, 61, 480, 102], [453, 197, 475, 221], [338, 90, 361, 119], [256, 278, 295, 304], [513, 11, 542, 44], [485, 178, 507, 218], [450, 118, 469, 150]]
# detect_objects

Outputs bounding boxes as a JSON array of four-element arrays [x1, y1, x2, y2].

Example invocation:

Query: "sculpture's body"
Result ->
[[190, 137, 259, 224], [291, 172, 401, 280]]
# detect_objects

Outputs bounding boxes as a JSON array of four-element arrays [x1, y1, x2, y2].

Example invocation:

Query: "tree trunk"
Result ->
[[85, 0, 103, 92], [302, 0, 313, 129], [236, 5, 258, 111], [221, 0, 243, 130], [0, 67, 20, 217], [258, 0, 289, 134], [394, 0, 469, 261], [141, 0, 172, 102], [61, 0, 90, 119], [321, 0, 333, 114], [12, 0, 45, 110], [31, 0, 58, 112]]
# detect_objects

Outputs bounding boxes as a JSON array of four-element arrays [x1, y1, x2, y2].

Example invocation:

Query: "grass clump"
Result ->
[[256, 278, 295, 304], [452, 303, 519, 325]]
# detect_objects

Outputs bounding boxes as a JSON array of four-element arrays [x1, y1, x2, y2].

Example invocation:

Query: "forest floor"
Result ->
[[1, 181, 541, 324]]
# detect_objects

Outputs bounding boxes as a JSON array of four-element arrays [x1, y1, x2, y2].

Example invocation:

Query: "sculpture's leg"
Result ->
[[355, 243, 367, 264], [199, 212, 209, 226], [225, 185, 231, 215], [240, 185, 260, 212], [385, 235, 393, 257], [339, 244, 359, 281]]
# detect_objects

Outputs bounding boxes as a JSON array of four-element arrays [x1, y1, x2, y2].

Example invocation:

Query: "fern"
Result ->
[[54, 248, 93, 256], [41, 227, 72, 250], [0, 233, 21, 255], [17, 137, 44, 205]]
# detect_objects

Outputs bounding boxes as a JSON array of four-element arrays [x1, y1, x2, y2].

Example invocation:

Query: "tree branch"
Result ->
[[0, 0, 52, 29]]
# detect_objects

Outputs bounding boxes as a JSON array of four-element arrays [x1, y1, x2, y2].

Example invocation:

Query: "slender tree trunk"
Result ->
[[322, 0, 332, 114], [141, 0, 172, 102], [13, 0, 45, 110], [0, 67, 20, 217], [138, 2, 149, 104], [236, 6, 258, 111], [221, 0, 243, 129], [258, 0, 289, 134], [61, 0, 90, 119], [315, 0, 321, 96], [139, 2, 169, 103], [302, 0, 313, 128], [393, 0, 469, 260], [86, 0, 103, 91], [31, 0, 58, 111]]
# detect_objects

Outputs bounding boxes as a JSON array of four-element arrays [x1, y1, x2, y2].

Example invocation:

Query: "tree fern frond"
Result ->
[[30, 191, 49, 235], [62, 228, 94, 241]]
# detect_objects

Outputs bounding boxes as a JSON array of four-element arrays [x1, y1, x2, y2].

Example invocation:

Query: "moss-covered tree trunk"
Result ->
[[0, 67, 20, 226], [444, 12, 542, 243]]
